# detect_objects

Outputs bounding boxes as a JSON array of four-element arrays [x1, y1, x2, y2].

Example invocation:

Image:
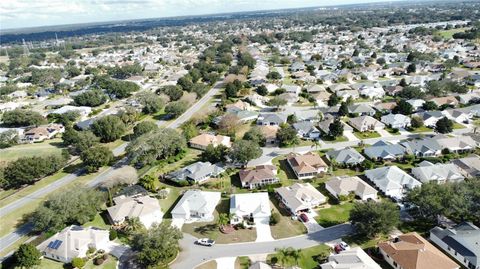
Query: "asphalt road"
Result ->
[[171, 223, 353, 269], [0, 82, 222, 256]]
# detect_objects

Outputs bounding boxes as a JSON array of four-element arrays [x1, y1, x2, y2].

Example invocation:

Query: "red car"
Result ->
[[299, 213, 309, 222]]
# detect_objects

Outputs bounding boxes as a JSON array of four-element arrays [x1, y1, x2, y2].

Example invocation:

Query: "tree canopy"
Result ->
[[229, 140, 262, 165], [2, 109, 47, 127], [14, 243, 41, 268], [91, 115, 126, 142], [349, 200, 400, 238]]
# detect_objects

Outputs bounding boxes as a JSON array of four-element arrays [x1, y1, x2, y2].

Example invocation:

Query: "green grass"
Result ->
[[343, 233, 389, 249], [266, 244, 331, 269], [409, 126, 432, 133], [353, 131, 381, 139], [235, 257, 251, 269], [270, 197, 307, 239], [271, 157, 296, 186], [436, 27, 469, 39], [0, 138, 65, 163], [321, 135, 348, 143], [36, 256, 118, 269], [452, 122, 466, 129], [315, 202, 355, 227], [83, 212, 111, 230], [385, 127, 401, 135]]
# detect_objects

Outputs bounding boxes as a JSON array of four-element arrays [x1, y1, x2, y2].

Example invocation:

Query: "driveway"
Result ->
[[106, 242, 129, 258], [301, 212, 323, 233], [343, 130, 359, 141], [377, 129, 392, 138], [215, 257, 236, 269], [254, 217, 274, 242]]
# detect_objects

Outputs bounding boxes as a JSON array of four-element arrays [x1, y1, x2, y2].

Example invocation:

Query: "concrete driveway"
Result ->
[[106, 242, 129, 258], [254, 217, 274, 242], [215, 257, 236, 269], [377, 129, 392, 137], [301, 212, 323, 233], [343, 130, 359, 141]]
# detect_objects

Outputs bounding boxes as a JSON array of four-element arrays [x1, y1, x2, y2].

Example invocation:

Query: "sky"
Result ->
[[0, 0, 409, 30]]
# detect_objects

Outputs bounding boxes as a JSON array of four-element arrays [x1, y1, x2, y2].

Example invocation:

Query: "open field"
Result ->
[[436, 27, 469, 39], [0, 138, 65, 163]]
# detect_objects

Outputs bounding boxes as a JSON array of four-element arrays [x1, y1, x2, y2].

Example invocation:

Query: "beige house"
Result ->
[[275, 183, 326, 213], [348, 116, 385, 132], [107, 195, 163, 228], [259, 125, 279, 146], [189, 133, 232, 150], [22, 124, 65, 143], [325, 176, 378, 201], [286, 152, 328, 179], [378, 232, 460, 269], [239, 165, 279, 189]]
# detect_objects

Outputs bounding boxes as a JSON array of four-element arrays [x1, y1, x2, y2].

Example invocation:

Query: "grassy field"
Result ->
[[353, 131, 381, 139], [436, 27, 469, 39], [452, 122, 466, 129], [266, 244, 331, 269], [315, 202, 355, 227], [409, 126, 432, 133], [0, 138, 65, 163], [235, 257, 251, 269]]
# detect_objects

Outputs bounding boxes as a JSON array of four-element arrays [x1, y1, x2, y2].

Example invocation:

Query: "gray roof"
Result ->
[[348, 104, 375, 114], [364, 141, 407, 160], [430, 222, 480, 267], [326, 147, 365, 165], [293, 121, 319, 134], [365, 166, 421, 200], [412, 161, 464, 183], [167, 161, 225, 182], [401, 138, 442, 156], [258, 113, 287, 124]]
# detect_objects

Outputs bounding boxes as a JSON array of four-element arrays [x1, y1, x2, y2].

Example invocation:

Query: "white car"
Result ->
[[196, 238, 215, 247], [339, 241, 350, 250]]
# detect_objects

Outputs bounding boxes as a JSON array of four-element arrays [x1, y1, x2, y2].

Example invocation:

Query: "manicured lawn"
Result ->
[[321, 136, 348, 143], [37, 256, 118, 269], [270, 197, 307, 239], [436, 27, 469, 39], [409, 126, 432, 133], [83, 212, 111, 230], [315, 202, 355, 227], [235, 257, 251, 269], [0, 138, 65, 163], [343, 233, 389, 249], [271, 157, 296, 186], [353, 131, 381, 139], [182, 198, 257, 244], [266, 244, 331, 269], [452, 122, 466, 129]]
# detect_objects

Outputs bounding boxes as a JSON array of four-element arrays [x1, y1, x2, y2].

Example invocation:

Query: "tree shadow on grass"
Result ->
[[194, 224, 218, 235]]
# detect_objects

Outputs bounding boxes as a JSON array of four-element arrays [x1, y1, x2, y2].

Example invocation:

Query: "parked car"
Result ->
[[196, 238, 215, 246], [299, 213, 309, 222], [334, 241, 350, 253]]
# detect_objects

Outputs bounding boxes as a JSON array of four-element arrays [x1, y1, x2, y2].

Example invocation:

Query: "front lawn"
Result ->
[[321, 135, 348, 143], [315, 202, 355, 227], [353, 131, 381, 139], [0, 138, 65, 163], [270, 197, 307, 239], [266, 244, 331, 269], [409, 126, 432, 133], [452, 122, 466, 129]]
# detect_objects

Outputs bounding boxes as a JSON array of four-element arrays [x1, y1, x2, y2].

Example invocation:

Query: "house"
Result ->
[[165, 161, 225, 184], [379, 232, 460, 269], [259, 125, 279, 146], [401, 138, 442, 157], [171, 190, 221, 222], [407, 99, 426, 111], [430, 96, 459, 107], [375, 102, 397, 114], [325, 147, 365, 166], [275, 183, 326, 214], [452, 154, 480, 178], [359, 86, 385, 99], [325, 176, 378, 201], [239, 165, 279, 189], [348, 116, 385, 132], [364, 140, 407, 161], [230, 192, 270, 224], [414, 111, 445, 127], [22, 124, 65, 143], [381, 113, 411, 129], [37, 226, 110, 263], [435, 135, 477, 154], [293, 121, 321, 140], [430, 222, 480, 269], [337, 89, 360, 100], [278, 92, 299, 105], [289, 62, 305, 72], [348, 104, 376, 116], [282, 84, 301, 95], [365, 166, 421, 200], [286, 152, 328, 179], [442, 109, 472, 124], [50, 105, 92, 120], [411, 161, 464, 184], [320, 247, 382, 269], [385, 85, 403, 96], [189, 133, 232, 150], [226, 100, 251, 112], [106, 195, 163, 228], [257, 113, 288, 126], [318, 114, 353, 135], [305, 84, 326, 94]]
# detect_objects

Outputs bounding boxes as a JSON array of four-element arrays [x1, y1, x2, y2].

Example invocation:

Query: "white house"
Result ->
[[37, 226, 110, 263], [107, 195, 163, 228], [230, 192, 271, 224], [411, 161, 464, 184], [381, 113, 412, 129], [171, 190, 221, 222], [365, 166, 422, 201]]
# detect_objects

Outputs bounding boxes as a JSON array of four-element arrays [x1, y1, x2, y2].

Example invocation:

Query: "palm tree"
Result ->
[[275, 247, 291, 266], [217, 213, 230, 228], [125, 217, 143, 233], [290, 248, 301, 266]]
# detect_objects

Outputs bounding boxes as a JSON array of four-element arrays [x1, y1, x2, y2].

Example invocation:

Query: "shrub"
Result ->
[[71, 257, 86, 268], [109, 229, 118, 240], [270, 212, 281, 225], [94, 258, 104, 265]]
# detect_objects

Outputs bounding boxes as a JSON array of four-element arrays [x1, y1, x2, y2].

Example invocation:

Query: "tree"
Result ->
[[30, 187, 103, 233], [14, 243, 41, 268], [393, 99, 414, 115], [397, 86, 424, 99], [131, 222, 183, 268], [277, 124, 299, 147], [435, 117, 453, 134], [71, 257, 86, 268], [0, 129, 19, 148], [268, 96, 288, 110], [180, 121, 199, 140], [63, 128, 99, 154], [136, 92, 165, 114], [338, 102, 348, 116], [422, 100, 438, 111], [73, 90, 108, 107], [266, 71, 282, 80], [256, 85, 268, 96], [328, 93, 340, 107], [125, 217, 145, 234], [159, 85, 183, 101], [218, 114, 240, 136], [165, 100, 188, 118], [133, 121, 159, 139], [399, 78, 407, 87], [349, 200, 400, 238], [407, 63, 416, 73], [91, 115, 126, 142], [80, 146, 114, 173], [126, 128, 186, 168], [139, 175, 157, 192], [2, 109, 47, 127], [201, 144, 229, 163], [229, 140, 262, 165], [410, 116, 424, 129], [328, 119, 344, 138], [243, 127, 266, 146], [217, 213, 230, 227]]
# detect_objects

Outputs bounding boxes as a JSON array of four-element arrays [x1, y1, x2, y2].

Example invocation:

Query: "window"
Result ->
[[447, 246, 451, 251]]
